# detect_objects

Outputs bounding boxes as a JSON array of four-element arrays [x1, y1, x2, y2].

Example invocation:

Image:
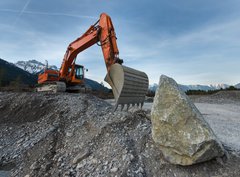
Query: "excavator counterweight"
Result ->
[[37, 13, 149, 110]]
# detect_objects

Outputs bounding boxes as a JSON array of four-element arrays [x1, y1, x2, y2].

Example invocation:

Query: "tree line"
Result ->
[[146, 86, 239, 97]]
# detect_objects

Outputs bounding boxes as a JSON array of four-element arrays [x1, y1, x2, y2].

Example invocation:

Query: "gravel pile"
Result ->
[[0, 92, 240, 177], [190, 91, 240, 105]]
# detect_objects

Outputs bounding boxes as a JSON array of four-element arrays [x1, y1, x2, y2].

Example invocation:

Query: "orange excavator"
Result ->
[[37, 13, 149, 110]]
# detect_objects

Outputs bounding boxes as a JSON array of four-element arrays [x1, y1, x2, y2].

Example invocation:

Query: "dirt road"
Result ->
[[196, 103, 240, 152]]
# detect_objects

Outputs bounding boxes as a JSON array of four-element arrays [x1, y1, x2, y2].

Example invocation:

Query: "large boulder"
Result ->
[[151, 75, 224, 165]]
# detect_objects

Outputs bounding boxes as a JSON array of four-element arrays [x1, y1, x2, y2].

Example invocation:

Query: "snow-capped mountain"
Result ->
[[149, 83, 237, 92], [15, 60, 58, 74], [0, 58, 37, 85], [148, 83, 159, 92], [180, 84, 213, 91], [182, 84, 230, 91], [235, 83, 240, 89], [209, 84, 229, 90]]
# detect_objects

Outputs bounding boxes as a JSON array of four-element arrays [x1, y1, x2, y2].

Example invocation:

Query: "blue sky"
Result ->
[[0, 0, 240, 85]]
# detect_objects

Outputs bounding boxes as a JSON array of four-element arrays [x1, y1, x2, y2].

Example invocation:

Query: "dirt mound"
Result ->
[[0, 92, 56, 124], [211, 91, 240, 100], [0, 92, 240, 177], [190, 91, 240, 104]]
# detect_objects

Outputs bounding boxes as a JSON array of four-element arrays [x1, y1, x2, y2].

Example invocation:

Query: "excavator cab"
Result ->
[[74, 65, 84, 80], [61, 64, 85, 92], [67, 64, 84, 86]]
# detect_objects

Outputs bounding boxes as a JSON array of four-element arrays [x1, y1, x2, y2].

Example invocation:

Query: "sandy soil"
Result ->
[[196, 103, 240, 152]]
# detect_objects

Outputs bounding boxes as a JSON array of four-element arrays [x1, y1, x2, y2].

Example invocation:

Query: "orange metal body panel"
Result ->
[[99, 13, 120, 71], [38, 70, 59, 84]]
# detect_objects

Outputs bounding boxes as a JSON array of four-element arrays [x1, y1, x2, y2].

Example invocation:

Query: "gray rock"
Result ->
[[30, 161, 40, 170], [110, 167, 118, 173], [72, 149, 90, 164], [151, 75, 224, 165], [66, 132, 73, 137], [91, 158, 98, 164]]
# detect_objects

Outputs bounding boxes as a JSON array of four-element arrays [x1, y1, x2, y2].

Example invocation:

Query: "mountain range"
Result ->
[[235, 83, 240, 88], [149, 83, 240, 92], [15, 60, 58, 74], [0, 58, 37, 86]]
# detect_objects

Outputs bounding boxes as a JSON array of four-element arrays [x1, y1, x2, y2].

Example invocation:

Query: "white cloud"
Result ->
[[116, 17, 240, 85], [0, 8, 98, 20], [13, 0, 32, 26]]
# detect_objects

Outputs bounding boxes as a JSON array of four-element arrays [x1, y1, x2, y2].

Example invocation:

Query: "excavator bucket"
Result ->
[[105, 63, 149, 111]]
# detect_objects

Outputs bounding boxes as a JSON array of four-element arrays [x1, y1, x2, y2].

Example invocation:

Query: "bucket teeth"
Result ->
[[114, 104, 118, 112], [113, 102, 145, 111], [121, 104, 124, 111], [126, 104, 130, 111]]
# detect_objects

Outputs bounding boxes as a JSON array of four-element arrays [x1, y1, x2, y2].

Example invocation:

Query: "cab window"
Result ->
[[75, 66, 84, 79]]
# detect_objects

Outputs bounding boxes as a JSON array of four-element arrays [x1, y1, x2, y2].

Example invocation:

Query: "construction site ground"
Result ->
[[0, 91, 240, 177]]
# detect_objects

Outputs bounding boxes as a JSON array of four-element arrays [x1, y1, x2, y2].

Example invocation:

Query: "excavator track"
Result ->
[[36, 81, 66, 93], [105, 63, 149, 111]]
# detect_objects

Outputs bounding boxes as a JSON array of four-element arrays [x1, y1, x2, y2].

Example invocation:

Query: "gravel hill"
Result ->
[[189, 91, 240, 105], [0, 92, 240, 177]]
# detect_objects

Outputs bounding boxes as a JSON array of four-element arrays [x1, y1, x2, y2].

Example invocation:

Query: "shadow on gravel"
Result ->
[[0, 162, 16, 177], [0, 92, 56, 124]]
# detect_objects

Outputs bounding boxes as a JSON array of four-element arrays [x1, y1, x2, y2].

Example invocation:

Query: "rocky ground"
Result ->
[[189, 91, 240, 105], [0, 91, 240, 177]]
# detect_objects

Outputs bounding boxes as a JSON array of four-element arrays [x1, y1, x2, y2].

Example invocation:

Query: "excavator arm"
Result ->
[[59, 13, 122, 80]]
